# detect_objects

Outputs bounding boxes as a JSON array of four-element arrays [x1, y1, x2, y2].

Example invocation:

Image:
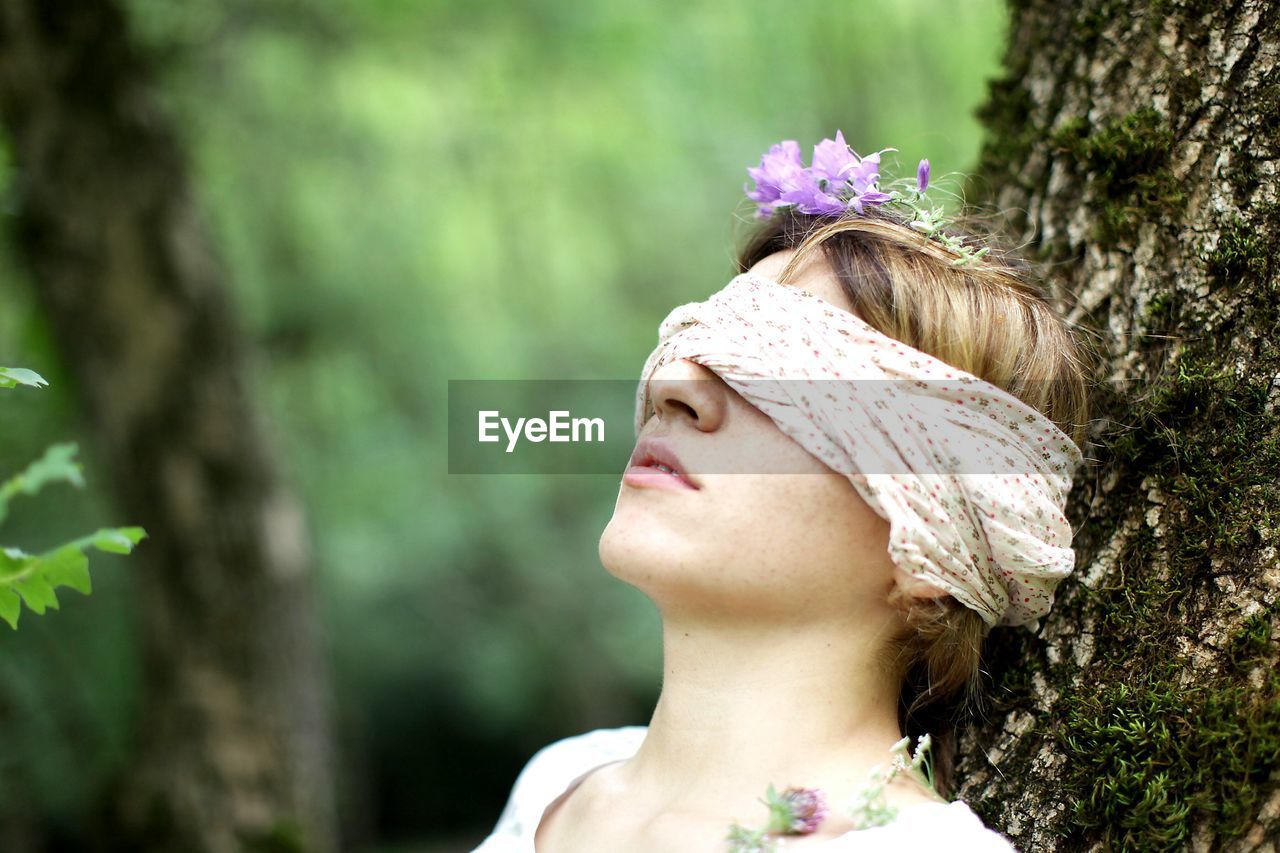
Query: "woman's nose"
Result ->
[[647, 358, 727, 432]]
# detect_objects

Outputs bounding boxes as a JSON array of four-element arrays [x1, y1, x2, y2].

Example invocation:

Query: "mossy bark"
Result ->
[[0, 2, 336, 851], [958, 2, 1280, 851]]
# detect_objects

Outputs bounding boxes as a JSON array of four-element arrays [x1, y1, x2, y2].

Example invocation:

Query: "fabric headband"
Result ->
[[633, 271, 1084, 631]]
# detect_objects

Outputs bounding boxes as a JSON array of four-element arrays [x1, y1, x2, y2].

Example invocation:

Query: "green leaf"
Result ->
[[88, 526, 147, 554], [0, 367, 48, 389], [0, 442, 85, 523], [15, 572, 58, 614], [0, 587, 19, 629], [0, 364, 147, 629], [0, 525, 147, 629], [0, 546, 32, 579], [41, 545, 92, 595]]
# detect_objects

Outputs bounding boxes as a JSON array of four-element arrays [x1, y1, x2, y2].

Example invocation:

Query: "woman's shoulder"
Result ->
[[825, 799, 1020, 852], [475, 725, 649, 849]]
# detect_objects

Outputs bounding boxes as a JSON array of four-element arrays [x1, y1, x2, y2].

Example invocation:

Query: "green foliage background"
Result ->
[[0, 0, 1007, 847]]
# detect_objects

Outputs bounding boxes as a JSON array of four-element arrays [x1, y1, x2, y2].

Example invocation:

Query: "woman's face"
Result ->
[[599, 251, 930, 625]]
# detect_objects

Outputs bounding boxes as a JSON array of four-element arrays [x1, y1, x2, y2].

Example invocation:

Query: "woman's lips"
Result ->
[[622, 464, 698, 492], [624, 437, 700, 491]]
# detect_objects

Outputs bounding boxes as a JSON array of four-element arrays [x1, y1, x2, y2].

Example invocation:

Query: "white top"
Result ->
[[472, 726, 1019, 852]]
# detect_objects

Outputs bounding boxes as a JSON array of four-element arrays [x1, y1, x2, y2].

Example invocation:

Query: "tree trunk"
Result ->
[[0, 2, 336, 851], [959, 1, 1280, 850]]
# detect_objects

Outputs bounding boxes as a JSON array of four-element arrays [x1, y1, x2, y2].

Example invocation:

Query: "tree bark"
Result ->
[[0, 2, 336, 851], [959, 1, 1280, 851]]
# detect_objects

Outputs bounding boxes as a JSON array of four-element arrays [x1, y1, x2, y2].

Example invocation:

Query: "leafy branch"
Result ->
[[0, 367, 147, 629]]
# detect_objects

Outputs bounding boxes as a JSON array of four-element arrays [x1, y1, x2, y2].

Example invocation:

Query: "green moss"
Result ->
[[1105, 351, 1280, 494], [1101, 527, 1190, 644], [1225, 596, 1280, 672], [1050, 108, 1185, 245], [1202, 213, 1275, 297], [1047, 117, 1089, 151], [1059, 662, 1280, 851], [1055, 65, 1280, 849], [1048, 325, 1280, 849], [1140, 290, 1179, 332], [1081, 106, 1173, 181], [973, 8, 1280, 848]]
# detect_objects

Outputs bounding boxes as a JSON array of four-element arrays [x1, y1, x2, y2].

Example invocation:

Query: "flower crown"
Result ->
[[744, 131, 989, 266]]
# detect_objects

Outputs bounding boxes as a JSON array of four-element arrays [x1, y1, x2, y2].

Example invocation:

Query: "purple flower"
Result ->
[[841, 153, 880, 195], [745, 136, 908, 220], [746, 140, 805, 207], [810, 130, 860, 189], [917, 158, 931, 193], [763, 784, 829, 835], [778, 169, 847, 216], [849, 188, 892, 214]]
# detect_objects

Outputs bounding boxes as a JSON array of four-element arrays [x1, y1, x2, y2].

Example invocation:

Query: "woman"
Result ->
[[474, 134, 1092, 852]]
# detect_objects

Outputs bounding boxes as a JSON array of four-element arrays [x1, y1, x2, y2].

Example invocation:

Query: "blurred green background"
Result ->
[[0, 0, 1007, 849]]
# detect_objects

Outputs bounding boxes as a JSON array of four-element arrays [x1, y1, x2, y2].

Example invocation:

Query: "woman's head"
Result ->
[[602, 193, 1093, 796], [734, 205, 1094, 795]]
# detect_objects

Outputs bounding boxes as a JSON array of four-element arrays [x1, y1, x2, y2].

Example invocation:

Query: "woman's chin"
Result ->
[[597, 518, 702, 586]]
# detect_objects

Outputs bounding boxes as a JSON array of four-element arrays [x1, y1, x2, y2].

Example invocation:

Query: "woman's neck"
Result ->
[[611, 609, 934, 822]]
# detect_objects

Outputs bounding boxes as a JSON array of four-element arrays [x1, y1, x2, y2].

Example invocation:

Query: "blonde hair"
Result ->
[[736, 208, 1095, 797]]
